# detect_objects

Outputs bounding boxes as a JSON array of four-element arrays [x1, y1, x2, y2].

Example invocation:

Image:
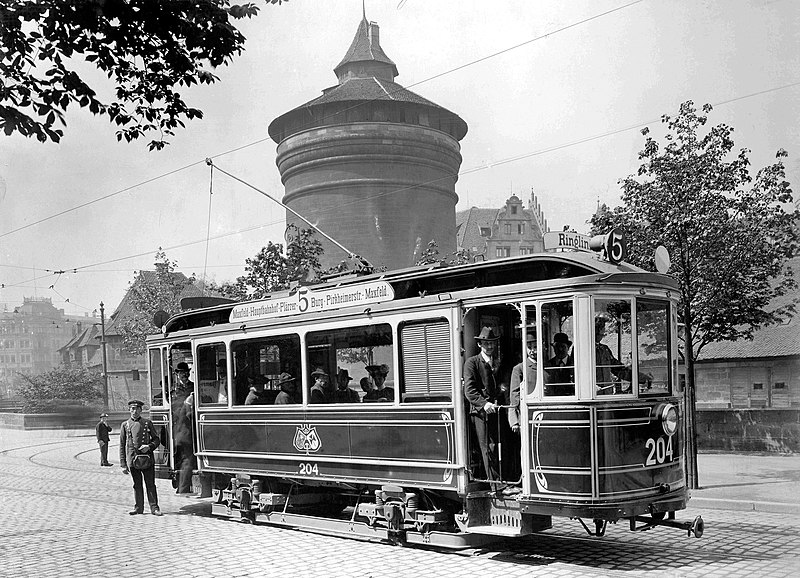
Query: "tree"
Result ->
[[414, 239, 478, 267], [226, 228, 324, 300], [590, 101, 799, 488], [16, 367, 102, 413], [1, 1, 286, 150], [117, 250, 198, 354]]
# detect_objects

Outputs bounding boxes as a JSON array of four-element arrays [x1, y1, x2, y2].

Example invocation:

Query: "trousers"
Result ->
[[129, 465, 159, 512]]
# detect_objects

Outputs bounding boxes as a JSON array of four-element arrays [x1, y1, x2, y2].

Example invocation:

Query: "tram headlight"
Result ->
[[657, 403, 679, 436]]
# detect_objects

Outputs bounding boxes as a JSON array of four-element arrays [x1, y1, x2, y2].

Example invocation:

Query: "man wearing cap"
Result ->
[[171, 361, 195, 494], [120, 400, 162, 516], [274, 373, 298, 405], [309, 368, 332, 404], [96, 412, 113, 466], [544, 332, 575, 396], [333, 369, 360, 403], [363, 364, 393, 402], [463, 326, 508, 482]]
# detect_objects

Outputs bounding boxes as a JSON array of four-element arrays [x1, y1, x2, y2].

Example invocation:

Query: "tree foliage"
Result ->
[[414, 239, 478, 267], [16, 366, 102, 413], [117, 250, 197, 354], [213, 228, 324, 301], [591, 101, 799, 361], [1, 0, 286, 150]]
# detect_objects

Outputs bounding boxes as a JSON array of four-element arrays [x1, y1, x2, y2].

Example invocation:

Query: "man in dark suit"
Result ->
[[120, 399, 162, 516], [96, 412, 113, 466], [544, 332, 575, 396], [463, 327, 508, 484]]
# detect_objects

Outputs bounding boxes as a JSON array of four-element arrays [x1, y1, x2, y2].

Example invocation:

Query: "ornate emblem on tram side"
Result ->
[[293, 424, 322, 454]]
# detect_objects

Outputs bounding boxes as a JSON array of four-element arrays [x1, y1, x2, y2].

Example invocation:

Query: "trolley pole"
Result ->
[[100, 302, 109, 412]]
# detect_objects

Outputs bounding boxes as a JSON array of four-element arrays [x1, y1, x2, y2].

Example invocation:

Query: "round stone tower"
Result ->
[[268, 14, 468, 272]]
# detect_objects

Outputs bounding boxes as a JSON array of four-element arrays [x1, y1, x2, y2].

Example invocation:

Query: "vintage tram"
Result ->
[[145, 244, 703, 548]]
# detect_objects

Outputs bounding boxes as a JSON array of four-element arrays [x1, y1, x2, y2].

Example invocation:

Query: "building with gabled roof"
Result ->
[[695, 256, 800, 410], [456, 191, 549, 261]]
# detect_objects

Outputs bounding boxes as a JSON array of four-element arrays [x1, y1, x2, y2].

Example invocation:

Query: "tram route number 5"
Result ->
[[299, 462, 320, 476], [645, 436, 674, 466]]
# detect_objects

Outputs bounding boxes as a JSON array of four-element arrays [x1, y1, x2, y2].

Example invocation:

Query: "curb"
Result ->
[[690, 497, 800, 515]]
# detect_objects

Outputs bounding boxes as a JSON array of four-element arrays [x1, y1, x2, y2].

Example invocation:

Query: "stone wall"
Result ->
[[697, 408, 800, 453]]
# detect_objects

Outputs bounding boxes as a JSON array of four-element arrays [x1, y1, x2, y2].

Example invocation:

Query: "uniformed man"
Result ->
[[120, 399, 161, 516], [95, 412, 113, 466]]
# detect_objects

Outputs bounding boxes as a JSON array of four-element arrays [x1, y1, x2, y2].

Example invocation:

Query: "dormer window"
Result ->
[[511, 206, 518, 214], [480, 227, 491, 237]]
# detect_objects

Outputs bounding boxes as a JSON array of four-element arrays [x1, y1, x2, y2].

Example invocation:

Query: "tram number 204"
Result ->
[[645, 436, 674, 466], [298, 463, 320, 476]]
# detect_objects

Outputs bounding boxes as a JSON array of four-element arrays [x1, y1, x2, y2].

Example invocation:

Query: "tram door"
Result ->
[[167, 343, 195, 492], [462, 304, 523, 485]]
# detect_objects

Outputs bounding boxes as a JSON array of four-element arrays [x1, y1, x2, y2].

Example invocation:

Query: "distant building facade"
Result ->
[[0, 297, 96, 399], [58, 270, 206, 410], [456, 191, 549, 261]]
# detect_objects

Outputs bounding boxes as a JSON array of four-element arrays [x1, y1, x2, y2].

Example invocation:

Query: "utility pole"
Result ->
[[100, 302, 109, 412]]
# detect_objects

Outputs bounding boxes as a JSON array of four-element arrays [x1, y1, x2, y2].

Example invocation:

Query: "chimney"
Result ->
[[369, 22, 379, 46]]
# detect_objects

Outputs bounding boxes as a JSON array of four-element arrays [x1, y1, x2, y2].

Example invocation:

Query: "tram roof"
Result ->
[[156, 252, 668, 335]]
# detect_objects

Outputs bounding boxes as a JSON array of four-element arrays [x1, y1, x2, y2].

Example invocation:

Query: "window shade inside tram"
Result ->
[[401, 319, 452, 402]]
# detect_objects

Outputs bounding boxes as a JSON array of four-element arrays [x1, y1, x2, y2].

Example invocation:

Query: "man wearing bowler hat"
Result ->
[[333, 368, 360, 403], [96, 412, 113, 466], [463, 326, 508, 484], [120, 399, 162, 516], [273, 373, 298, 404], [544, 332, 575, 396]]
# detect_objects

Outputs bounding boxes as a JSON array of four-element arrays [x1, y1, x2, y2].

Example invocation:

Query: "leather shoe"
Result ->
[[151, 506, 162, 516], [129, 509, 143, 515]]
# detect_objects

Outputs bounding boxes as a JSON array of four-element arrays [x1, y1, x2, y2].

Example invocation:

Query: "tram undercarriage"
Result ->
[[199, 473, 703, 549]]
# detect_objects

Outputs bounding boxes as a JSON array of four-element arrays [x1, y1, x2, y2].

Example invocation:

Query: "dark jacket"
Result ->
[[463, 354, 506, 414], [95, 420, 112, 443], [119, 417, 160, 469]]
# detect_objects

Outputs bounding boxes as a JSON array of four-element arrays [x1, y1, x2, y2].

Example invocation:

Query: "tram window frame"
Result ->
[[148, 348, 166, 407], [518, 304, 540, 402], [399, 318, 452, 404], [635, 298, 672, 397], [594, 298, 635, 397], [195, 342, 228, 406], [306, 322, 394, 405], [540, 299, 576, 398], [230, 334, 301, 406]]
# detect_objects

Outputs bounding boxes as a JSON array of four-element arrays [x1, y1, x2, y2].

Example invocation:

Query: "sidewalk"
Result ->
[[691, 452, 800, 514]]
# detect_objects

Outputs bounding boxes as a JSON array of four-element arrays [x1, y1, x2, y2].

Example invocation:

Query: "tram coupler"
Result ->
[[629, 514, 704, 538]]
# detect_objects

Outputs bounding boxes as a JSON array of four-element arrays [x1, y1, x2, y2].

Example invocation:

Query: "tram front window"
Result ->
[[594, 299, 633, 396], [541, 300, 575, 397], [636, 299, 671, 395]]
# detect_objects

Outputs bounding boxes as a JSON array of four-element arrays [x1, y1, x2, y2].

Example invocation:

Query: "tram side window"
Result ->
[[149, 348, 165, 407], [399, 319, 452, 403], [196, 343, 228, 406], [594, 299, 633, 396], [306, 323, 394, 404], [231, 335, 301, 405], [636, 299, 671, 395], [541, 300, 575, 396]]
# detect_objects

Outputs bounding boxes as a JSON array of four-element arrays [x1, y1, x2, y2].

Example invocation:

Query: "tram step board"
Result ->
[[465, 525, 524, 537]]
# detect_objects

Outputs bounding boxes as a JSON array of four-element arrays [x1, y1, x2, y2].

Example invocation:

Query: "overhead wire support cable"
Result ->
[[203, 159, 373, 271]]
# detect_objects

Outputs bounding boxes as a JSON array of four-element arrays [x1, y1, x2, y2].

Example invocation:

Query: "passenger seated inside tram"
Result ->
[[359, 376, 374, 400], [244, 377, 269, 405], [309, 368, 333, 404], [594, 314, 652, 395], [332, 369, 360, 403], [543, 332, 575, 396], [363, 364, 393, 402], [273, 373, 298, 404]]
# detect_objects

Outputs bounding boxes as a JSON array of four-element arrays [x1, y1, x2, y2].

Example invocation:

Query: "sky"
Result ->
[[1, 0, 798, 318]]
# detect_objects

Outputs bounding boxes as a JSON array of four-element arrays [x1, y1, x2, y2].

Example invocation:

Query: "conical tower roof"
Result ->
[[334, 14, 398, 80]]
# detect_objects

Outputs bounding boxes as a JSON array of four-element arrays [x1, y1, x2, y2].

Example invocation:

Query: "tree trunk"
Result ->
[[683, 310, 699, 489]]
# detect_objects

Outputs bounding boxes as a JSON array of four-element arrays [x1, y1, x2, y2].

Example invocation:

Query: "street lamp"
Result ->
[[100, 302, 109, 412]]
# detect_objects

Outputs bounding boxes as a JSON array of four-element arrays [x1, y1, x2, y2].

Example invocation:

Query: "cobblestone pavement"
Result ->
[[1, 430, 799, 578]]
